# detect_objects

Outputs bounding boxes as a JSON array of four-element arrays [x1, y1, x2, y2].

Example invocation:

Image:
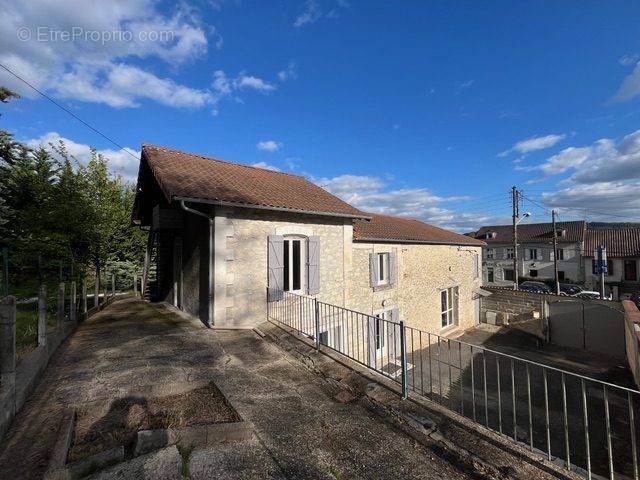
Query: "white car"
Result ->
[[572, 291, 612, 300]]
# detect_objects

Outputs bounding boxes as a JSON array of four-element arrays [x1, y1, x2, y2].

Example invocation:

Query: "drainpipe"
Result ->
[[180, 200, 214, 327]]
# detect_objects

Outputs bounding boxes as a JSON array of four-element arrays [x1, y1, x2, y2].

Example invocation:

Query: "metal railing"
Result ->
[[267, 289, 640, 480]]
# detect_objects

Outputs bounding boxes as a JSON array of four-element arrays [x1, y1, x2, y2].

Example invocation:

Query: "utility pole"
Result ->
[[552, 210, 560, 295], [512, 186, 519, 290]]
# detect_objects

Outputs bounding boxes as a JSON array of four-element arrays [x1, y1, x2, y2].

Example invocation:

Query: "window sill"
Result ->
[[440, 324, 459, 336], [373, 283, 394, 292]]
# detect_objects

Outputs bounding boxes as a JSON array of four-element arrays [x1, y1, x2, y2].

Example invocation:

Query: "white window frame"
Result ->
[[527, 248, 540, 260], [376, 252, 390, 286], [283, 236, 307, 294], [440, 287, 457, 329], [374, 309, 392, 358], [556, 248, 564, 261], [472, 253, 479, 279], [505, 247, 514, 259], [486, 248, 495, 260]]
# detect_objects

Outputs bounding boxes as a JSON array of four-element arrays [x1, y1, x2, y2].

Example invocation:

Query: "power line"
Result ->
[[0, 62, 138, 160]]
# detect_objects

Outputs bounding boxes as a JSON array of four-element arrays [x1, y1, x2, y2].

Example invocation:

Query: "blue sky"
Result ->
[[1, 1, 640, 231]]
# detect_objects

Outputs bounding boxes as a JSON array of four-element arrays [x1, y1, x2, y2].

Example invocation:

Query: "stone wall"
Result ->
[[480, 287, 548, 324], [400, 244, 482, 334], [623, 300, 640, 389], [215, 207, 352, 327], [348, 243, 483, 335]]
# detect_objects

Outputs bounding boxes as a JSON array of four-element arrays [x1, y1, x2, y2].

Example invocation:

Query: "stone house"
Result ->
[[583, 225, 640, 300], [473, 221, 586, 286], [132, 145, 484, 353]]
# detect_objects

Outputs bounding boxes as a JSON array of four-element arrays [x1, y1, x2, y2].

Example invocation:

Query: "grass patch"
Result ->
[[176, 443, 194, 478]]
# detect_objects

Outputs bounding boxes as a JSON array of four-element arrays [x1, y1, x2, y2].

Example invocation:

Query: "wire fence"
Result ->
[[267, 289, 640, 480], [0, 248, 136, 356]]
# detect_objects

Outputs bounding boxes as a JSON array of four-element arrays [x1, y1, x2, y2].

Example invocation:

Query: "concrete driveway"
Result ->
[[0, 297, 512, 480]]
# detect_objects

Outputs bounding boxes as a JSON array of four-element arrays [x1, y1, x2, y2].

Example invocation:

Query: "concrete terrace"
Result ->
[[0, 297, 577, 479]]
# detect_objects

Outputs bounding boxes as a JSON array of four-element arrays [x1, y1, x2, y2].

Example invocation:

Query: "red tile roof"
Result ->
[[140, 145, 368, 218], [475, 221, 586, 244], [585, 226, 640, 257], [354, 214, 486, 246]]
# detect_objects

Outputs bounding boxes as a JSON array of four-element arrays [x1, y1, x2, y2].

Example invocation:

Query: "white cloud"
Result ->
[[499, 133, 565, 157], [24, 131, 140, 181], [314, 174, 500, 232], [614, 62, 640, 102], [524, 130, 640, 183], [256, 140, 282, 152], [251, 161, 280, 171], [277, 61, 297, 81], [0, 1, 216, 109], [456, 79, 474, 90], [52, 63, 213, 109], [235, 74, 276, 92], [619, 54, 640, 66], [293, 0, 348, 28], [294, 1, 322, 27]]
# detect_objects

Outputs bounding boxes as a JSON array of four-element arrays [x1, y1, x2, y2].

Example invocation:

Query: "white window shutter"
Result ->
[[550, 249, 554, 262], [307, 236, 320, 295], [367, 317, 377, 367], [389, 251, 397, 286], [524, 249, 530, 261], [369, 253, 378, 287], [388, 308, 401, 360], [267, 235, 284, 301]]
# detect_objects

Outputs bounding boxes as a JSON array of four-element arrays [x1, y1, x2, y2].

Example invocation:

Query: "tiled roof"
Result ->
[[585, 226, 640, 257], [474, 221, 586, 244], [140, 145, 368, 218], [353, 214, 486, 246]]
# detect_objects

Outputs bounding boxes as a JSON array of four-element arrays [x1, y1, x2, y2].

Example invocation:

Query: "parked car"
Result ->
[[559, 283, 583, 296], [573, 290, 612, 300], [519, 281, 551, 294]]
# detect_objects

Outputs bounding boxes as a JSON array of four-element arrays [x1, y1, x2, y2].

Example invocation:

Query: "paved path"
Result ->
[[0, 297, 494, 479]]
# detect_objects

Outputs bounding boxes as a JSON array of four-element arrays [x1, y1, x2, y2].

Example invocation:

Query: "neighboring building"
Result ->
[[584, 224, 640, 300], [132, 145, 484, 355], [473, 221, 586, 286]]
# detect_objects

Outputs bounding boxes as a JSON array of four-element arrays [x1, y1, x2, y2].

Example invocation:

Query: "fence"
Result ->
[[267, 290, 640, 480], [0, 270, 138, 441]]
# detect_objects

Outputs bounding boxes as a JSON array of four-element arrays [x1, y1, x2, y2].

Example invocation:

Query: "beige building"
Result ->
[[133, 145, 484, 367]]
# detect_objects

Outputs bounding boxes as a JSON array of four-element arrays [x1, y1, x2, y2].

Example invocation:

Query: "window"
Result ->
[[529, 269, 538, 277], [283, 237, 306, 292], [558, 271, 565, 281], [504, 269, 515, 281], [526, 248, 540, 260], [625, 260, 638, 282], [486, 248, 495, 260], [505, 247, 514, 259], [375, 310, 393, 352], [440, 287, 458, 328], [377, 252, 389, 285], [556, 249, 564, 261], [608, 260, 614, 276], [487, 267, 494, 283]]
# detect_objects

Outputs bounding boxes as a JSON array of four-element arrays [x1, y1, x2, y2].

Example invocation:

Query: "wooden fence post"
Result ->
[[94, 273, 99, 309], [133, 274, 138, 296], [38, 284, 47, 347], [81, 279, 87, 315], [0, 296, 16, 432], [57, 282, 65, 327], [70, 281, 77, 324], [0, 296, 16, 394]]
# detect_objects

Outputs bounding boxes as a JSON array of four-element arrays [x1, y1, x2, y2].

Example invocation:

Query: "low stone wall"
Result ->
[[480, 286, 549, 325], [623, 300, 640, 389], [0, 289, 122, 441]]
